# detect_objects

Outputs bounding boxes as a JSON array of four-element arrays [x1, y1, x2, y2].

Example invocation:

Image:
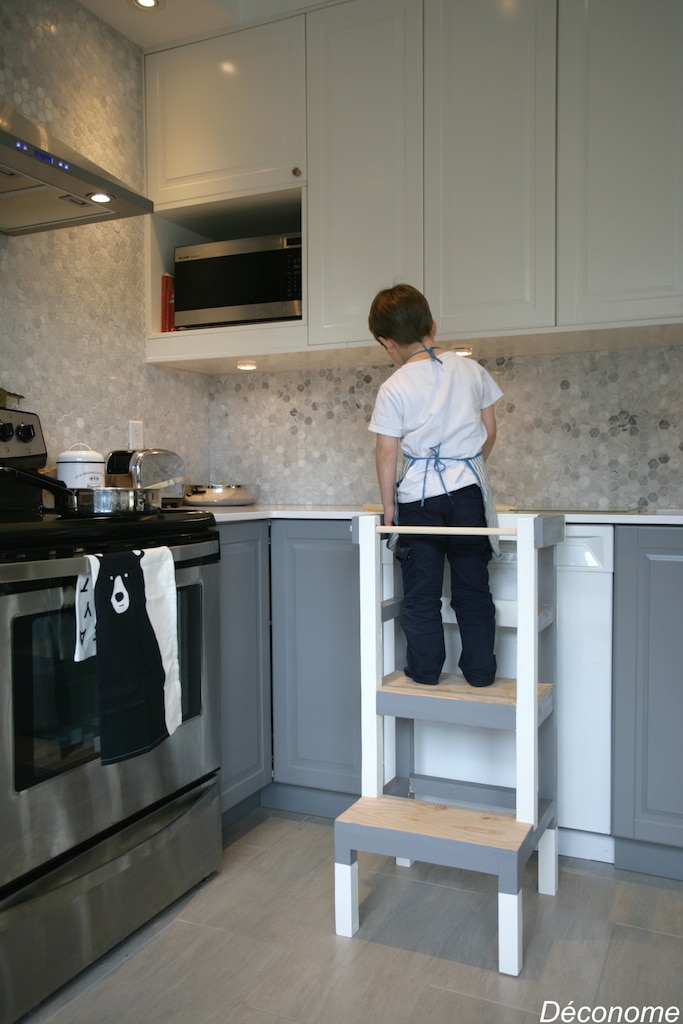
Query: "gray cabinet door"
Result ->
[[613, 527, 683, 850], [218, 521, 272, 811], [271, 519, 361, 793]]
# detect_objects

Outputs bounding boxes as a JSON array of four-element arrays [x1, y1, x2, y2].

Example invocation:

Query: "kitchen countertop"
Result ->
[[193, 502, 683, 526], [203, 503, 368, 523]]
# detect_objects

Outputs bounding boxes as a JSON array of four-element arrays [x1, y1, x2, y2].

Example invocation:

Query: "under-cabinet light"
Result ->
[[237, 360, 258, 371]]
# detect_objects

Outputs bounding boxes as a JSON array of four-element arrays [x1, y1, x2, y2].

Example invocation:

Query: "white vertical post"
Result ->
[[334, 861, 359, 936], [381, 541, 397, 785], [498, 890, 523, 975], [515, 515, 539, 826], [358, 514, 384, 798], [537, 827, 558, 895]]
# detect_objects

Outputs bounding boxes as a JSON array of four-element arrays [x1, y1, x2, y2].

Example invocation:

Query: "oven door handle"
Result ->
[[0, 538, 219, 586]]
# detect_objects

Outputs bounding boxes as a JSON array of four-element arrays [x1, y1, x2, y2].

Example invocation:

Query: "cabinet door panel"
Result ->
[[146, 19, 305, 208], [306, 0, 423, 346], [218, 522, 271, 811], [613, 527, 683, 849], [271, 520, 361, 792], [557, 0, 683, 324], [424, 0, 556, 335]]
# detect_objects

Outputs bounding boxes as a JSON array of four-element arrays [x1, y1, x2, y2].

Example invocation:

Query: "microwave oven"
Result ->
[[173, 233, 302, 329]]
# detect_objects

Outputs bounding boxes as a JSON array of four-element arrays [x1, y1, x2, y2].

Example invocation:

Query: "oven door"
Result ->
[[0, 538, 220, 892]]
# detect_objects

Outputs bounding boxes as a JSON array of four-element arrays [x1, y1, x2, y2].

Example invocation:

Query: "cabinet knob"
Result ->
[[291, 167, 302, 178]]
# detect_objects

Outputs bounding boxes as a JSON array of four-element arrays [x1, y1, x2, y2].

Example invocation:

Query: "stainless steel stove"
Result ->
[[0, 406, 222, 1024]]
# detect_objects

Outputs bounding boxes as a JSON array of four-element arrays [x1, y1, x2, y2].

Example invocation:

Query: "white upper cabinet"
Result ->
[[424, 0, 557, 336], [306, 0, 423, 346], [557, 0, 683, 325], [145, 18, 306, 209]]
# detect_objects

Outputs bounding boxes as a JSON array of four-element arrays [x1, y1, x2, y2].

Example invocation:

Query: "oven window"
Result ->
[[12, 581, 204, 792], [178, 582, 202, 721], [13, 608, 99, 791]]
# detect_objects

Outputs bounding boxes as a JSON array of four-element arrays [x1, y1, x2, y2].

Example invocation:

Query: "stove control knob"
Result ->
[[16, 422, 36, 443], [0, 421, 14, 442]]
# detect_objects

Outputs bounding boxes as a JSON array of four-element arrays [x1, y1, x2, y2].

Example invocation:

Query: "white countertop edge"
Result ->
[[205, 503, 368, 523], [197, 503, 683, 526]]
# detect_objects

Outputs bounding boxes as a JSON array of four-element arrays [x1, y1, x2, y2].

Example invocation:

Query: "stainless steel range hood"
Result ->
[[0, 104, 153, 236]]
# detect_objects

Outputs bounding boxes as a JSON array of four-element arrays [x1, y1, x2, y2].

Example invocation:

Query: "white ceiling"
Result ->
[[75, 0, 328, 50]]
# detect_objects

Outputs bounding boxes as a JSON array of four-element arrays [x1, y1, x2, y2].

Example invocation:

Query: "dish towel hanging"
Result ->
[[75, 547, 181, 764]]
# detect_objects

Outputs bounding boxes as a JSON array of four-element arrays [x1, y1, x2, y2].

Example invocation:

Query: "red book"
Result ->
[[161, 273, 176, 332]]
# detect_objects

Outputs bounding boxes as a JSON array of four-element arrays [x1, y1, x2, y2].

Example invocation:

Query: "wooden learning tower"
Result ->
[[334, 513, 564, 975]]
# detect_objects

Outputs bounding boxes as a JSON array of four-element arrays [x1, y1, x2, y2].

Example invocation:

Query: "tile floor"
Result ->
[[22, 808, 683, 1024]]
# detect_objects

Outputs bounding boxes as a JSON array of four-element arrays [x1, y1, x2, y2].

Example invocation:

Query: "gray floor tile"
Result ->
[[36, 919, 284, 1024], [407, 986, 538, 1024], [19, 811, 683, 1024], [594, 924, 683, 1007]]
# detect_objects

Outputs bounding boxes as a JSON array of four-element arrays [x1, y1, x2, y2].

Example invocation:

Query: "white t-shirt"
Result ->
[[369, 351, 503, 503]]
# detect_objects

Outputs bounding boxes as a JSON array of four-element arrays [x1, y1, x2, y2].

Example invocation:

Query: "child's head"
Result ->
[[369, 284, 434, 346]]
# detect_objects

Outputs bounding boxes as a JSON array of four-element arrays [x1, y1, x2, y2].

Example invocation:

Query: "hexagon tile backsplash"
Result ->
[[208, 344, 683, 511], [2, 0, 682, 511], [0, 0, 212, 483]]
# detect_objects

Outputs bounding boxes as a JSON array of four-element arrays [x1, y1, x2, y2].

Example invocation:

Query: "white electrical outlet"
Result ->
[[128, 420, 144, 449]]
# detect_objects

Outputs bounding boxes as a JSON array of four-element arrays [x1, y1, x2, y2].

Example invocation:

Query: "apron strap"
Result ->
[[394, 444, 500, 555]]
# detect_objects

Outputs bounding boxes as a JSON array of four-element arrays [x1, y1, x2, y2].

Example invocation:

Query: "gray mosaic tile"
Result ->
[[2, 0, 682, 512], [0, 0, 211, 483], [209, 347, 683, 511]]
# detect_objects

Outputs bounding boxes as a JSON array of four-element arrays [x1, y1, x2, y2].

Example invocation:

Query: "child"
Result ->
[[368, 284, 502, 688]]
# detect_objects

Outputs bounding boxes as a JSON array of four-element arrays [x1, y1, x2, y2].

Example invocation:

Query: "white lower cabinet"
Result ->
[[557, 0, 683, 325]]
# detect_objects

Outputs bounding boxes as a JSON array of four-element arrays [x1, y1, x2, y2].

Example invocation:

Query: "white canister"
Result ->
[[57, 444, 105, 489]]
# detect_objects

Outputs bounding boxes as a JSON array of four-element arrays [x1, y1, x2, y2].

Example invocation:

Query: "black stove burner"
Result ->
[[0, 508, 217, 562]]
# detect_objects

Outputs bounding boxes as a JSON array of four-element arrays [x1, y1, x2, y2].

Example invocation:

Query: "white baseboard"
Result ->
[[558, 827, 615, 863]]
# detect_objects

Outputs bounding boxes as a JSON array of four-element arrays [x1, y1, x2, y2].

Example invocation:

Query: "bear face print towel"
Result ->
[[75, 547, 181, 765]]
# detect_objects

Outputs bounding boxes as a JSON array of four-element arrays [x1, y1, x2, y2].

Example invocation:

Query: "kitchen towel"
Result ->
[[75, 547, 182, 764], [75, 554, 100, 662]]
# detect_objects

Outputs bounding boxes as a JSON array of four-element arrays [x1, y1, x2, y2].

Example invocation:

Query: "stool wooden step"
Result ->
[[377, 671, 554, 728], [337, 794, 532, 853], [334, 795, 558, 975]]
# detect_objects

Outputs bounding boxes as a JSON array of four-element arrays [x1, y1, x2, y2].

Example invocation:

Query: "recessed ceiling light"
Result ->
[[128, 0, 165, 11]]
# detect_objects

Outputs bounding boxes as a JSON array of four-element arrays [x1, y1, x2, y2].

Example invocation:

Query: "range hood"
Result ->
[[0, 104, 153, 236]]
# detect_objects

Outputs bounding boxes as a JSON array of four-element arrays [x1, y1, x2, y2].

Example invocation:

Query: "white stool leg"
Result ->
[[537, 827, 558, 896], [498, 890, 523, 976], [335, 860, 359, 937]]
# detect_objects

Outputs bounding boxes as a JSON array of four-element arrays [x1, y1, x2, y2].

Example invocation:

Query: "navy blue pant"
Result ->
[[395, 484, 496, 687]]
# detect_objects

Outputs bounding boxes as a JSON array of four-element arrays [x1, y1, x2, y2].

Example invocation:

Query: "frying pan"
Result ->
[[0, 465, 163, 516]]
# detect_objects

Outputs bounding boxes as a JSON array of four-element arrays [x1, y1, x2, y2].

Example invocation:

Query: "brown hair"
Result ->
[[368, 284, 434, 345]]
